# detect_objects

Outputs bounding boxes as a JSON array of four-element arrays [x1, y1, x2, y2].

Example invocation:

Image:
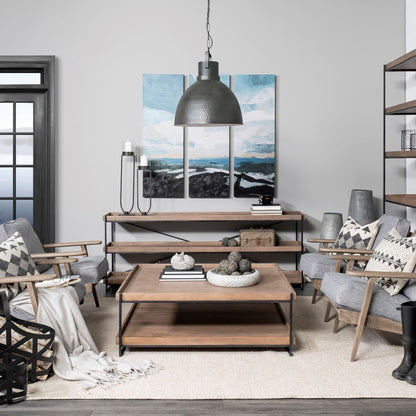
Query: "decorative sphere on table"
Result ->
[[170, 252, 195, 270]]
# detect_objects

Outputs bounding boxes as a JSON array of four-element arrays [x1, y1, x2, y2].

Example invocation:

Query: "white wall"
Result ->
[[0, 0, 406, 256]]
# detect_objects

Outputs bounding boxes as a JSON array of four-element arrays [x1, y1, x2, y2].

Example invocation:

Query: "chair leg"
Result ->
[[311, 279, 321, 304], [324, 301, 332, 322], [333, 314, 339, 333], [92, 284, 100, 307], [350, 278, 376, 362]]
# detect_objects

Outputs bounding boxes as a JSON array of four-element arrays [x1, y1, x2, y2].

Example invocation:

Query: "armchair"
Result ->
[[300, 214, 410, 304], [0, 218, 108, 307], [321, 239, 416, 361]]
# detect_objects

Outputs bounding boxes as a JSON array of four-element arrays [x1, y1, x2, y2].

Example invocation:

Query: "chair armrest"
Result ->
[[31, 251, 86, 259], [35, 258, 78, 266], [328, 254, 372, 261], [347, 270, 416, 279], [43, 240, 101, 248], [0, 274, 56, 284], [321, 247, 373, 255], [308, 238, 336, 244]]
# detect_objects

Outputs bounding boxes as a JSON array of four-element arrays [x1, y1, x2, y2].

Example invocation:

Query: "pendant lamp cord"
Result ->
[[206, 0, 213, 60]]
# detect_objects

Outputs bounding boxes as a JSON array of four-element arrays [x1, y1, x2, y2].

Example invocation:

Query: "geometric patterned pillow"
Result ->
[[333, 217, 379, 268], [0, 232, 39, 301], [365, 228, 416, 296]]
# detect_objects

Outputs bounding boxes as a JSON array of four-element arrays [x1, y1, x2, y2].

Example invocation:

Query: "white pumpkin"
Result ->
[[170, 252, 195, 270]]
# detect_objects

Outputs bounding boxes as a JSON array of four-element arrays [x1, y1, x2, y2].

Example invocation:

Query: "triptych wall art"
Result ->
[[142, 74, 275, 199]]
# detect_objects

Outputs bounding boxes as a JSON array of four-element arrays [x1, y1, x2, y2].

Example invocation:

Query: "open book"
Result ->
[[36, 275, 81, 289]]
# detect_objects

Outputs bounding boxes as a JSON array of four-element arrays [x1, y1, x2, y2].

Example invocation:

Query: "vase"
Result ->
[[348, 189, 376, 225], [320, 213, 343, 239]]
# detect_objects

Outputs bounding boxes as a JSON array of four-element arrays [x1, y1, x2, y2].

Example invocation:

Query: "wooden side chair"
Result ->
[[0, 218, 108, 307], [321, 232, 416, 361], [300, 214, 411, 304]]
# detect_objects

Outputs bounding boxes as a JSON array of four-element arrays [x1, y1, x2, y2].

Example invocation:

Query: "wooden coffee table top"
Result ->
[[116, 263, 296, 302]]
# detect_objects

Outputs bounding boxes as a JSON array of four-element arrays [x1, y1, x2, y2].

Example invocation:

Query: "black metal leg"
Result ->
[[119, 294, 124, 356], [288, 294, 293, 356]]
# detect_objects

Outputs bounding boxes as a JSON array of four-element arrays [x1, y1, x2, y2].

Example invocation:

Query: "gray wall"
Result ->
[[0, 0, 406, 257]]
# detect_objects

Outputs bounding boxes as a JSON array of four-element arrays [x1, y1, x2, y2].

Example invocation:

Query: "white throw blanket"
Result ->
[[10, 287, 159, 389]]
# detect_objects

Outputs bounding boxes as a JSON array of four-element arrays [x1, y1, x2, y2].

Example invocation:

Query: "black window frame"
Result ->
[[0, 56, 55, 243]]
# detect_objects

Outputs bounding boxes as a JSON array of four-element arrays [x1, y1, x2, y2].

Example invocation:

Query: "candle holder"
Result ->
[[119, 150, 135, 215], [137, 161, 152, 215]]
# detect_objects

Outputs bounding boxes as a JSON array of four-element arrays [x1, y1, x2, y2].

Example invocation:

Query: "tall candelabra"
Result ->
[[119, 141, 135, 215], [137, 155, 152, 215]]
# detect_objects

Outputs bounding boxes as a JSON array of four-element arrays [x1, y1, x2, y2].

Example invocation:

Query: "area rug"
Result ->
[[27, 295, 416, 399]]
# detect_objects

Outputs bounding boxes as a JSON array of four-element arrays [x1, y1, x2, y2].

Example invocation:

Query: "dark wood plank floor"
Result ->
[[2, 398, 416, 415]]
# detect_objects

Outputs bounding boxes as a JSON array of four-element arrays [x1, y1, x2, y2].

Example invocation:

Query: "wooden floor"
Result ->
[[2, 398, 416, 415], [2, 284, 416, 415]]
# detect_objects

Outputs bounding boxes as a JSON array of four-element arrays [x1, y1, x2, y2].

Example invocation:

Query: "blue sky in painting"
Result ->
[[142, 74, 184, 159], [234, 74, 275, 159]]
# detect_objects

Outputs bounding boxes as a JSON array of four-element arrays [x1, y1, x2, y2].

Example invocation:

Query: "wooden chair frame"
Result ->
[[323, 253, 415, 361], [306, 238, 370, 304], [0, 256, 78, 320], [31, 240, 102, 307]]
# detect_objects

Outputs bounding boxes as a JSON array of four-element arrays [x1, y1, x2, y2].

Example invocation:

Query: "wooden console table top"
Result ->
[[104, 211, 303, 222]]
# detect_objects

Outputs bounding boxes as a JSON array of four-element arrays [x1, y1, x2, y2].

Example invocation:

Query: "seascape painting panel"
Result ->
[[233, 75, 275, 198], [142, 74, 184, 198], [188, 75, 230, 198]]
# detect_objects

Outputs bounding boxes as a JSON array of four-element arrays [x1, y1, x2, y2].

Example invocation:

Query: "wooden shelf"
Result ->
[[385, 151, 416, 158], [106, 240, 303, 254], [385, 194, 416, 208], [385, 100, 416, 115], [385, 48, 416, 71], [116, 302, 296, 347], [104, 211, 303, 223]]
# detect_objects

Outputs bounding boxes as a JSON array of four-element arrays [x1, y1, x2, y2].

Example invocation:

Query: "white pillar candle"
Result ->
[[123, 141, 133, 152], [139, 155, 148, 166]]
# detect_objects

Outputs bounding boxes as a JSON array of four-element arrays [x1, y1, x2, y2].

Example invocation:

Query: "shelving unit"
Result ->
[[384, 48, 416, 211], [103, 211, 304, 285]]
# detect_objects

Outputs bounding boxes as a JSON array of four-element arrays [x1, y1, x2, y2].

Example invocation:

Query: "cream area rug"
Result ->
[[27, 295, 416, 399]]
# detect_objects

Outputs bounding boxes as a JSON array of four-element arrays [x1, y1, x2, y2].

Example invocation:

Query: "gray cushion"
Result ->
[[2, 218, 48, 273], [69, 255, 108, 284], [300, 253, 340, 280], [321, 271, 408, 322], [373, 215, 411, 248], [402, 280, 416, 301]]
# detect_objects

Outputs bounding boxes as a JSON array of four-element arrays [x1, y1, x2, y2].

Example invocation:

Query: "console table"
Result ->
[[103, 211, 304, 285]]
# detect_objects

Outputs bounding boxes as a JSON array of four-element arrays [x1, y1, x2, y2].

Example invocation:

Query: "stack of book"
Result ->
[[251, 203, 283, 215], [159, 265, 206, 282]]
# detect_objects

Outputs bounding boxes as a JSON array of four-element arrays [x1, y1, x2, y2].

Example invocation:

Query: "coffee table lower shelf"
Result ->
[[117, 302, 295, 356]]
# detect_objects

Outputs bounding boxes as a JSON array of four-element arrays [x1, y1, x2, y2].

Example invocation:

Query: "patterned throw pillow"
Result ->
[[0, 232, 38, 300], [333, 217, 379, 268], [365, 229, 416, 296]]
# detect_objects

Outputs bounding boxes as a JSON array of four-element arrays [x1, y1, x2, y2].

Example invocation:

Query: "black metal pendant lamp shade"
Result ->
[[174, 0, 243, 127]]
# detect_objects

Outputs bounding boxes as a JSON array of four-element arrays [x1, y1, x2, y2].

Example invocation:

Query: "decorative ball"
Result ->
[[170, 252, 195, 270], [227, 238, 238, 247], [231, 271, 241, 276], [238, 258, 252, 273], [221, 237, 230, 247], [228, 251, 242, 263], [217, 259, 238, 274]]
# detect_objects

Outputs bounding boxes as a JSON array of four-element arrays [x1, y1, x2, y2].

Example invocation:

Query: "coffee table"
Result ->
[[116, 263, 296, 356]]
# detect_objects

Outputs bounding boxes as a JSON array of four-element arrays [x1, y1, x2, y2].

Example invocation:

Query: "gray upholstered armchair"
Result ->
[[0, 218, 108, 308], [300, 214, 411, 304]]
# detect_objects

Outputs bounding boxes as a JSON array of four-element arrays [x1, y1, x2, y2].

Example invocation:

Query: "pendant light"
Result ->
[[174, 0, 243, 127]]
